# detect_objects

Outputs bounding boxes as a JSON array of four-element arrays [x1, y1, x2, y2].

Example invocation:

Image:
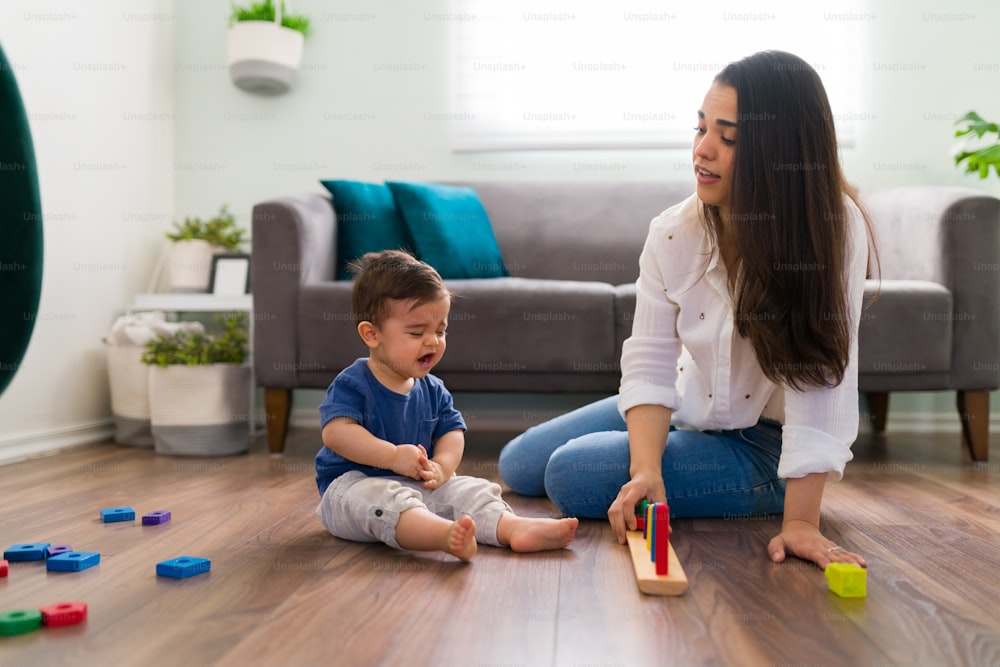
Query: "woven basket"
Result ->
[[106, 345, 153, 447], [148, 364, 251, 456]]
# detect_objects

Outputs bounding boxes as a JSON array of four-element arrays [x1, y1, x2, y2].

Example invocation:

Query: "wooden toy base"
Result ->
[[626, 530, 688, 596]]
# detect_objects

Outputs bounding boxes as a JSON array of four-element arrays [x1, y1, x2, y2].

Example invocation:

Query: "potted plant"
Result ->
[[142, 315, 251, 456], [166, 204, 247, 293], [954, 111, 1000, 180], [227, 0, 312, 95]]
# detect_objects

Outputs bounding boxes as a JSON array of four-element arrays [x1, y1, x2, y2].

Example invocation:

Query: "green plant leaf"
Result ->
[[141, 317, 249, 366], [165, 204, 247, 251], [953, 110, 1000, 180], [954, 110, 1000, 139]]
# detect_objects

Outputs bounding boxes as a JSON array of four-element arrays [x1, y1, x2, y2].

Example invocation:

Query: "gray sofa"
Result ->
[[251, 182, 1000, 459]]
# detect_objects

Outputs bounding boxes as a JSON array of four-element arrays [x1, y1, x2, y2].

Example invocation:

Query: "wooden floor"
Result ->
[[1, 427, 999, 667]]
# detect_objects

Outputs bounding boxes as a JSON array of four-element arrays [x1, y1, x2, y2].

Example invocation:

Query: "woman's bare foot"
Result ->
[[498, 515, 579, 552], [447, 515, 478, 561]]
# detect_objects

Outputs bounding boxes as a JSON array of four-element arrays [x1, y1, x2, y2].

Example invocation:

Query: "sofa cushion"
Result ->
[[297, 277, 619, 388], [319, 180, 413, 280], [435, 277, 617, 375], [386, 181, 509, 280]]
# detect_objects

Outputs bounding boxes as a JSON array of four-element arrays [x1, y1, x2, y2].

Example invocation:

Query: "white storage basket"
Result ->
[[106, 344, 153, 447], [148, 364, 251, 456]]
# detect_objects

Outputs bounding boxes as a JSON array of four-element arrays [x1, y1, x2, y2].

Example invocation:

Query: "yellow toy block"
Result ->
[[825, 562, 867, 598]]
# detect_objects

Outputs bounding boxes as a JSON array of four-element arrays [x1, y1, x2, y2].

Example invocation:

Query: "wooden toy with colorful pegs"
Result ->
[[625, 500, 688, 596]]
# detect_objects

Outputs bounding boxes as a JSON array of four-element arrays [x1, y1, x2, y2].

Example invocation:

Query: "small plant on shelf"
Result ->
[[165, 205, 246, 252], [954, 111, 1000, 180], [141, 316, 249, 367]]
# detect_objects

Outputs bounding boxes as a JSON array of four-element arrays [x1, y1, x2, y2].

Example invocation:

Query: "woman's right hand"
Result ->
[[608, 472, 667, 545]]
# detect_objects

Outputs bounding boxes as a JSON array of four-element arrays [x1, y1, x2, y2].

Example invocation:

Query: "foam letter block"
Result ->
[[156, 556, 210, 579], [0, 560, 7, 576], [100, 507, 135, 523], [0, 609, 43, 636], [4, 543, 51, 561], [47, 544, 73, 558], [47, 552, 101, 572], [825, 562, 867, 598], [40, 601, 87, 627], [142, 511, 171, 525]]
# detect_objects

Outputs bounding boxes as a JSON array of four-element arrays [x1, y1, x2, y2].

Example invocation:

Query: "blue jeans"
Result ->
[[498, 395, 786, 519]]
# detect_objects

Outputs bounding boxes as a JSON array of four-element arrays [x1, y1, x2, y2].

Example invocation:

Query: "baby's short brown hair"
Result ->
[[348, 250, 450, 326]]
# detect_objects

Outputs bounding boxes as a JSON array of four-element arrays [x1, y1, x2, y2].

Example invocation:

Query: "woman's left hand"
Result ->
[[767, 518, 867, 570]]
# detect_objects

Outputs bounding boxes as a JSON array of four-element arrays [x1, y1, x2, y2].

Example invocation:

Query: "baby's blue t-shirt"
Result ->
[[314, 358, 467, 495]]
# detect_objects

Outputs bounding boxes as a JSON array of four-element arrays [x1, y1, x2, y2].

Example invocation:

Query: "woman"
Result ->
[[499, 50, 875, 570]]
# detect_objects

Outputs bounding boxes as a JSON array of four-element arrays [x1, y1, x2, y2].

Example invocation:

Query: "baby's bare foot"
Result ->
[[447, 515, 478, 561], [507, 516, 579, 553]]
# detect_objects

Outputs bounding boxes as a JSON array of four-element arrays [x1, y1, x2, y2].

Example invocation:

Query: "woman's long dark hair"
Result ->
[[704, 50, 876, 390]]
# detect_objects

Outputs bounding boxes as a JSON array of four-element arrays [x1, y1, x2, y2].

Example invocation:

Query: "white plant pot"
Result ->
[[227, 21, 304, 95], [168, 240, 223, 293], [148, 364, 251, 456]]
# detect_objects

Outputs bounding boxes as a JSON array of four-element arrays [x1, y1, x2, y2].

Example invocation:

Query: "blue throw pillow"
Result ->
[[385, 181, 509, 279], [319, 180, 414, 280]]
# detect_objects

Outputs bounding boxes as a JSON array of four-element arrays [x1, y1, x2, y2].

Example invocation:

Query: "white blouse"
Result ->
[[618, 193, 870, 480]]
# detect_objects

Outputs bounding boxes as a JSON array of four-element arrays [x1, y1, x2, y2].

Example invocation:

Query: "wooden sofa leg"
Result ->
[[264, 388, 292, 454], [957, 390, 989, 462], [866, 392, 889, 433]]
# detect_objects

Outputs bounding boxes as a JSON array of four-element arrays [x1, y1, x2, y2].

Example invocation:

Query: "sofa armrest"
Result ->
[[251, 193, 336, 388], [861, 186, 1000, 390]]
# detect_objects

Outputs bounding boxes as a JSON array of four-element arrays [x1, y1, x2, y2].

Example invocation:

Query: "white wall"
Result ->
[[2, 0, 998, 461], [172, 0, 1000, 213], [0, 0, 175, 462]]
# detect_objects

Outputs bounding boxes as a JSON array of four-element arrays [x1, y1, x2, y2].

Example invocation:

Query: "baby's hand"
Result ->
[[413, 444, 445, 489], [388, 444, 425, 480]]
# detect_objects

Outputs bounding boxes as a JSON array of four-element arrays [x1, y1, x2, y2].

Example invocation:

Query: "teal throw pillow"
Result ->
[[319, 180, 413, 280], [385, 181, 509, 279]]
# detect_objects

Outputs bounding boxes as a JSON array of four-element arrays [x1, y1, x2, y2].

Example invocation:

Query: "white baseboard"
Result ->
[[864, 411, 1000, 435], [0, 419, 115, 465]]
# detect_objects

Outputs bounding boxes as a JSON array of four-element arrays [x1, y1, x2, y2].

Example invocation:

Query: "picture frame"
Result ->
[[209, 254, 251, 296]]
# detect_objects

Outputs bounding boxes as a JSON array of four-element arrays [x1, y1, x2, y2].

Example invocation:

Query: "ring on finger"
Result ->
[[827, 545, 846, 553]]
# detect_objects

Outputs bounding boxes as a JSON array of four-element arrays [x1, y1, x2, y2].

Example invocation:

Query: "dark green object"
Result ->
[[0, 41, 43, 397], [0, 609, 43, 636], [636, 499, 651, 517]]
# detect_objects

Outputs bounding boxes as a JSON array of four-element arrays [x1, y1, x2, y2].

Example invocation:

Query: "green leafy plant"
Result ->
[[165, 205, 247, 252], [142, 316, 249, 367], [230, 0, 311, 36], [954, 111, 1000, 180]]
